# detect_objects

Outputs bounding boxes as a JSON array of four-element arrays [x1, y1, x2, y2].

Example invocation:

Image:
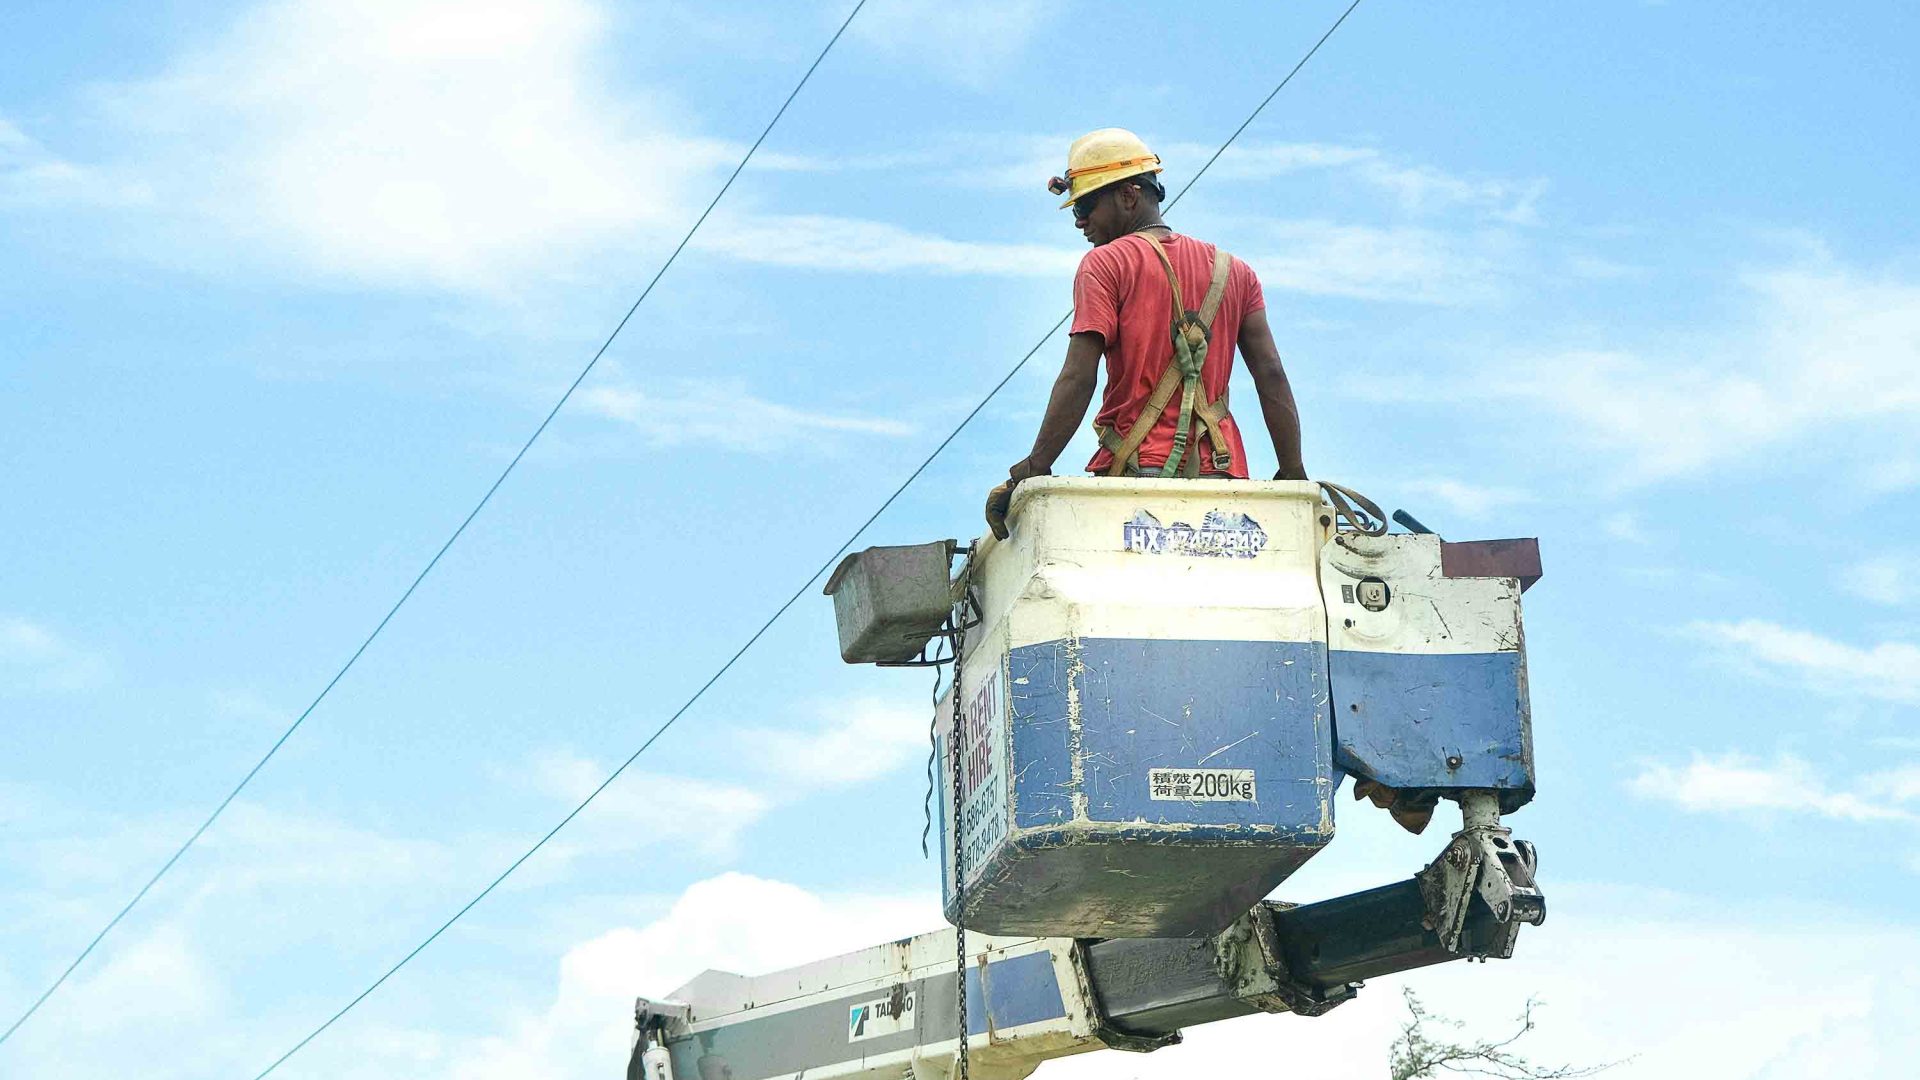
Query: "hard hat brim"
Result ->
[[1058, 164, 1165, 210]]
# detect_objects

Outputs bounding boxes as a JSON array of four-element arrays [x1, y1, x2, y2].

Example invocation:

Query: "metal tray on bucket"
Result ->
[[823, 541, 956, 665]]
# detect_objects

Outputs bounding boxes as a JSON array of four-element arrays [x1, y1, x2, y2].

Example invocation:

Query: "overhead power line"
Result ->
[[243, 1, 1367, 1075], [0, 0, 873, 1051]]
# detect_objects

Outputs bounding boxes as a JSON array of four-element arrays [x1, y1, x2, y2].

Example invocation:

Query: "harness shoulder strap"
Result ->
[[1198, 249, 1233, 324], [1137, 233, 1186, 312]]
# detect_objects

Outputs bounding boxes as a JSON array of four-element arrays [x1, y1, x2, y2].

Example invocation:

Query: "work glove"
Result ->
[[985, 458, 1050, 540], [1352, 778, 1439, 835]]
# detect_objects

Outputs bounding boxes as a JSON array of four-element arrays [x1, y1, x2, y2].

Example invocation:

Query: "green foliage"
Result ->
[[1390, 989, 1619, 1080]]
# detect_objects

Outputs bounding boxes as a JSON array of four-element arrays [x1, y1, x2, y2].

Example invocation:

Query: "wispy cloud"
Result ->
[[0, 117, 149, 208], [527, 752, 770, 860], [5, 794, 461, 902], [1686, 619, 1920, 705], [579, 376, 913, 453], [1399, 477, 1531, 520], [1628, 752, 1918, 823], [1498, 258, 1920, 485], [1244, 220, 1513, 305], [1355, 162, 1546, 226], [1841, 553, 1920, 607], [1603, 511, 1648, 543], [0, 615, 108, 693], [694, 211, 1510, 305], [1566, 252, 1650, 281], [736, 696, 929, 789], [695, 212, 1077, 276], [45, 922, 225, 1039], [846, 0, 1052, 89], [1157, 140, 1548, 224]]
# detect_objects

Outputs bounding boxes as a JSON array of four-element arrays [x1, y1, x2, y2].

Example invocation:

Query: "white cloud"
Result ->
[[1355, 161, 1546, 226], [1170, 140, 1380, 176], [694, 210, 1509, 305], [1842, 553, 1920, 607], [62, 0, 746, 291], [1502, 260, 1920, 484], [1866, 763, 1920, 804], [1603, 510, 1647, 543], [847, 0, 1052, 89], [1157, 140, 1547, 224], [2, 795, 468, 924], [1627, 752, 1917, 823], [204, 802, 462, 891], [1686, 619, 1920, 705], [20, 23, 1540, 302], [0, 615, 108, 693], [1245, 220, 1511, 305], [1567, 252, 1650, 281], [528, 753, 770, 860], [695, 212, 1077, 276], [419, 872, 936, 1080], [0, 117, 150, 207], [737, 696, 930, 788], [578, 377, 914, 452], [1399, 477, 1531, 520], [1861, 456, 1920, 493], [35, 922, 225, 1038]]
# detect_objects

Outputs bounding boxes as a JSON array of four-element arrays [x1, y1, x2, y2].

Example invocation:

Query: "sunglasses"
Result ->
[[1071, 188, 1107, 222]]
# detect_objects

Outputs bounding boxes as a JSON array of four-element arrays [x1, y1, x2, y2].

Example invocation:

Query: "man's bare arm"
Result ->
[[1238, 308, 1307, 480], [1011, 331, 1104, 480]]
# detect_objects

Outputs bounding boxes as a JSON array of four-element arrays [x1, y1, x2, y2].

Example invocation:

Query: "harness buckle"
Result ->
[[1212, 449, 1234, 473], [1176, 313, 1210, 345]]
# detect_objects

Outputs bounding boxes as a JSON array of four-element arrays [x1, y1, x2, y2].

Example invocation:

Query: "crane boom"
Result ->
[[631, 796, 1544, 1080]]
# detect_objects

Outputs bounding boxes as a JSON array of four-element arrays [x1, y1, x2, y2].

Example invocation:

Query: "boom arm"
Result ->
[[629, 798, 1544, 1080]]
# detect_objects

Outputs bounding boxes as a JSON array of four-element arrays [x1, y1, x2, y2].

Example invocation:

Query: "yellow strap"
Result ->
[[1065, 154, 1161, 181], [1095, 360, 1185, 476], [1192, 387, 1235, 473], [1198, 249, 1232, 324], [1137, 233, 1187, 312]]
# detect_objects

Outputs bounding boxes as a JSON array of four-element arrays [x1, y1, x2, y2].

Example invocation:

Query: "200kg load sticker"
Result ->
[[1123, 509, 1267, 558], [1149, 768, 1257, 802]]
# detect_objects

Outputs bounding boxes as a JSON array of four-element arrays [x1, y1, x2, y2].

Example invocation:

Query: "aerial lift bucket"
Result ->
[[828, 477, 1539, 940]]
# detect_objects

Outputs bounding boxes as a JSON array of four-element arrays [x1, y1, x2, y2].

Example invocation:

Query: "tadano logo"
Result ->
[[847, 988, 914, 1042]]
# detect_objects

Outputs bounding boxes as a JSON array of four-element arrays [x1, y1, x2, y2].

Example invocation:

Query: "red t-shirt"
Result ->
[[1070, 232, 1264, 477]]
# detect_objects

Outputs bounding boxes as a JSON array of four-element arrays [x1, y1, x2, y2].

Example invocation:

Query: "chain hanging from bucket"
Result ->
[[944, 553, 975, 1076], [947, 583, 970, 1080]]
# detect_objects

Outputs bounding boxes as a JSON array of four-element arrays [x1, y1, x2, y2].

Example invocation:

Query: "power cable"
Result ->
[[0, 0, 872, 1050], [243, 1, 1366, 1074]]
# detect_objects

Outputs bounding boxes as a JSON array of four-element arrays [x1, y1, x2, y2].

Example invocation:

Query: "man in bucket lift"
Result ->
[[985, 128, 1307, 540]]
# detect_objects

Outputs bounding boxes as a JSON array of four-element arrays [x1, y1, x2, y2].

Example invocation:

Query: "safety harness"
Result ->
[[1092, 234, 1238, 478]]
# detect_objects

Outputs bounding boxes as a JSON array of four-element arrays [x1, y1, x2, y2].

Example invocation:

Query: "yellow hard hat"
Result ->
[[1047, 128, 1163, 209]]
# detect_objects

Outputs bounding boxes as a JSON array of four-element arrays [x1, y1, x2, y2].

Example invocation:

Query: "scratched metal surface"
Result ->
[[1320, 532, 1536, 803], [938, 479, 1339, 939]]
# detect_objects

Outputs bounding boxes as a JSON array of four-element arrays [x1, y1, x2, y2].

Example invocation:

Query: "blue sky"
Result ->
[[4, 0, 1918, 1076]]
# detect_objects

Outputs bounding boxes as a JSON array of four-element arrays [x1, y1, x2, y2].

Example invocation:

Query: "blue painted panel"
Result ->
[[1010, 638, 1331, 830], [1009, 641, 1076, 829], [966, 949, 1064, 1035], [959, 636, 1337, 937], [1075, 638, 1331, 827], [1329, 649, 1533, 796]]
